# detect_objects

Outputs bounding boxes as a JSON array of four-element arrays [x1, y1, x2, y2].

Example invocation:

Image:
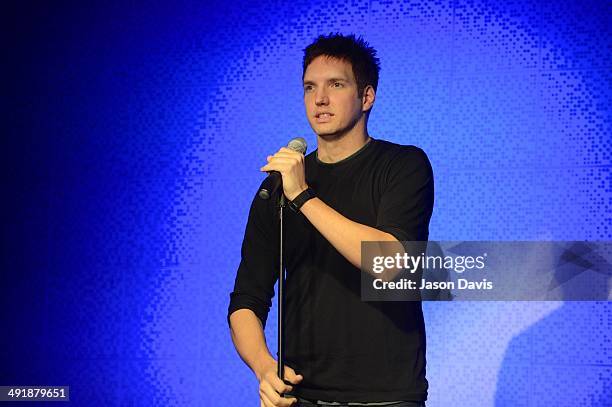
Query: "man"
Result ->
[[228, 33, 434, 407]]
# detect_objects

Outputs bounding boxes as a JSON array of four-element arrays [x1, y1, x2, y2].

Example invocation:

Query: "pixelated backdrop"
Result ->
[[2, 0, 610, 405]]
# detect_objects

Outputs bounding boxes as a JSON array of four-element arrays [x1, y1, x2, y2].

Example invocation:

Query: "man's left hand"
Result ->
[[260, 147, 308, 201]]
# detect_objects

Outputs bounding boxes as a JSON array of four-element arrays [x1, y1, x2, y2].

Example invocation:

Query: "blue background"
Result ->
[[2, 0, 611, 405]]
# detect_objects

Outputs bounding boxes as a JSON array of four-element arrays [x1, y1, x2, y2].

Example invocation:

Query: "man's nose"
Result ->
[[315, 90, 329, 105]]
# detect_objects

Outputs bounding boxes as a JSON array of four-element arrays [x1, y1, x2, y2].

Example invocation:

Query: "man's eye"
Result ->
[[304, 86, 313, 92], [333, 82, 343, 88]]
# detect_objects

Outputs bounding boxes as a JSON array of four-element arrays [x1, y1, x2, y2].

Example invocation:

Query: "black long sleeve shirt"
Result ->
[[228, 138, 434, 402]]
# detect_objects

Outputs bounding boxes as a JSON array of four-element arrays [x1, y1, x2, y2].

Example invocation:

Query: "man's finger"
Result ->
[[275, 149, 303, 157], [262, 378, 292, 402], [284, 366, 304, 384], [283, 395, 299, 406], [261, 383, 293, 407], [270, 374, 293, 394], [275, 395, 298, 407], [266, 157, 298, 165], [260, 390, 275, 407], [260, 163, 288, 173], [279, 147, 303, 155], [264, 154, 298, 161], [260, 159, 294, 172]]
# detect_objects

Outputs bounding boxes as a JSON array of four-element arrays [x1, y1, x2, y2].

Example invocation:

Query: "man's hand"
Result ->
[[260, 147, 308, 201], [257, 359, 303, 407]]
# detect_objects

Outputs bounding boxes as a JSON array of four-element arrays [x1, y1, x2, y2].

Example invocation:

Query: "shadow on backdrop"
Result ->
[[495, 243, 612, 406]]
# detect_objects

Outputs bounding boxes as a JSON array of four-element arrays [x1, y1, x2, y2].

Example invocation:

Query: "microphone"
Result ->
[[258, 137, 308, 200]]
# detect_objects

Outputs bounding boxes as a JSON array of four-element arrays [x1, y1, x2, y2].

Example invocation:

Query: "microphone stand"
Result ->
[[277, 193, 286, 388]]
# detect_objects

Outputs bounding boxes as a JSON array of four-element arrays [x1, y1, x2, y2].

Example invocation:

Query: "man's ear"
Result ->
[[361, 85, 376, 113]]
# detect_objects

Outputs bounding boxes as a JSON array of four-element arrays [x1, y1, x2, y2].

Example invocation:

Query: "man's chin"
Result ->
[[315, 133, 344, 142], [314, 128, 342, 139], [316, 131, 337, 137]]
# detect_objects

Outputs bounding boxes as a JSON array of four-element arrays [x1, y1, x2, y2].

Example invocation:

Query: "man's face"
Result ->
[[303, 56, 367, 138]]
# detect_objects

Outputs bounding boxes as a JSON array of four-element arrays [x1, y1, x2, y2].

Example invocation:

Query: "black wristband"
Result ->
[[288, 188, 316, 212]]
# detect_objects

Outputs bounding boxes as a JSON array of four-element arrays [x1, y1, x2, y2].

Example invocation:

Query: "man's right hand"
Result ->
[[258, 360, 304, 407]]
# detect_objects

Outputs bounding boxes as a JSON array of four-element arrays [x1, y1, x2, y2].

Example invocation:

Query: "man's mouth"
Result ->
[[315, 112, 333, 122]]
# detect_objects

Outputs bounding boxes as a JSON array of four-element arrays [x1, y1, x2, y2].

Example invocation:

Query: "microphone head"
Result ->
[[287, 137, 307, 154]]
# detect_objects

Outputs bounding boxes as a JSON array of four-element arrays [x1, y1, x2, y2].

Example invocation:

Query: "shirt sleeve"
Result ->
[[227, 188, 279, 329], [376, 146, 434, 242]]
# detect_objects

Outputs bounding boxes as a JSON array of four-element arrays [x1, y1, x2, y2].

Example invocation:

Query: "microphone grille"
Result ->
[[287, 137, 307, 154]]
